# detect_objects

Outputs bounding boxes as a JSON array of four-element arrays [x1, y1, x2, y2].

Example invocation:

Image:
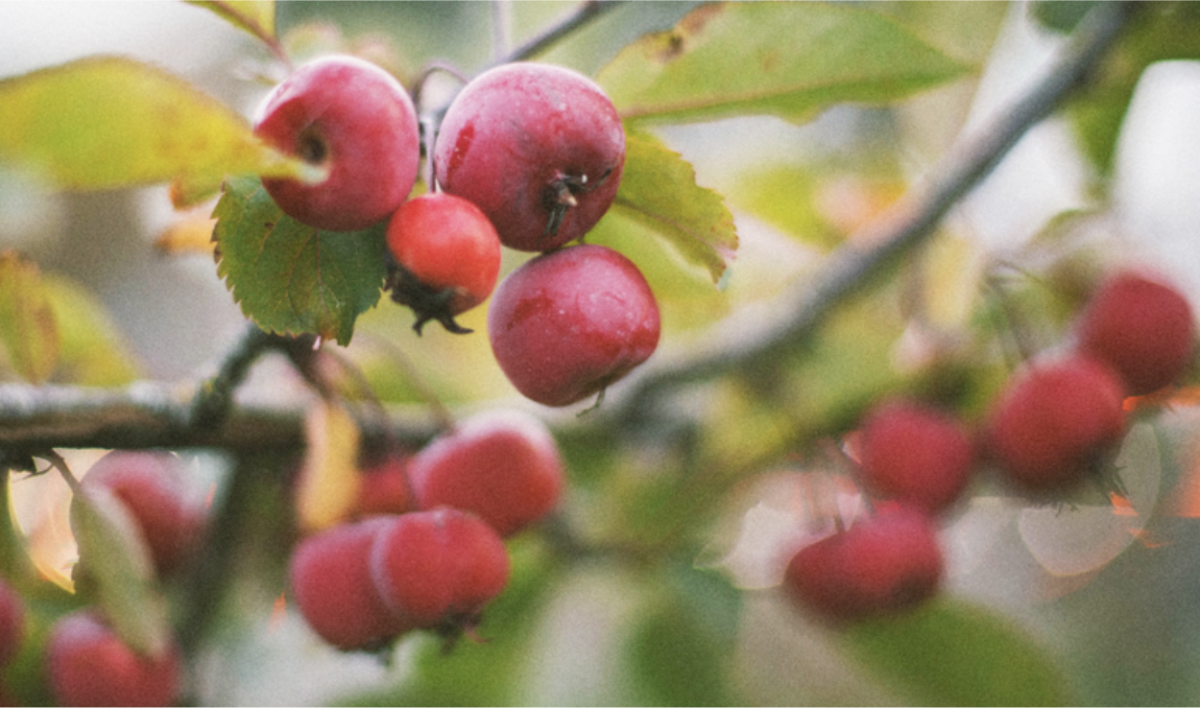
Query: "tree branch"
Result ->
[[604, 0, 1131, 421]]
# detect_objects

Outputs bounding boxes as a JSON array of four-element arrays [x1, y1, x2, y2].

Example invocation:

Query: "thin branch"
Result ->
[[604, 0, 1131, 421], [498, 0, 625, 66]]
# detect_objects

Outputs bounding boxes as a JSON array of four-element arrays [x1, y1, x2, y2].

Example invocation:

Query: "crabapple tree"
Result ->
[[2, 2, 1200, 706]]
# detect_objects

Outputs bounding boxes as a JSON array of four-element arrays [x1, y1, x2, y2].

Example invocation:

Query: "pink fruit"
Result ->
[[856, 399, 975, 513], [985, 355, 1126, 493], [384, 192, 502, 334], [0, 578, 25, 669], [1076, 269, 1196, 396], [355, 452, 416, 519], [288, 518, 412, 650], [254, 54, 420, 232], [369, 508, 509, 630], [487, 244, 660, 407], [45, 611, 181, 707], [783, 505, 944, 622], [82, 451, 205, 576], [409, 410, 564, 536], [434, 62, 625, 251]]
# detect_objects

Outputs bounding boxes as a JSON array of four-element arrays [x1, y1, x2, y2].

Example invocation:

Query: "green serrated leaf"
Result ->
[[214, 174, 387, 345], [69, 485, 171, 659], [605, 132, 737, 285], [844, 599, 1070, 707], [0, 251, 59, 384], [0, 55, 312, 192], [597, 2, 969, 125], [186, 0, 277, 44]]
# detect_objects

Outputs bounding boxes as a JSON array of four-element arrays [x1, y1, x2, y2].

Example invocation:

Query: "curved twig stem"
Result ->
[[604, 0, 1131, 421]]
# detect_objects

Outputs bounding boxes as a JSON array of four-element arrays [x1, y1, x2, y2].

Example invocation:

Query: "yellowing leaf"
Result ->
[[597, 2, 968, 125], [0, 251, 60, 383], [295, 398, 362, 533], [41, 274, 142, 386], [604, 132, 737, 285], [0, 55, 313, 191], [186, 0, 277, 44], [155, 209, 218, 257]]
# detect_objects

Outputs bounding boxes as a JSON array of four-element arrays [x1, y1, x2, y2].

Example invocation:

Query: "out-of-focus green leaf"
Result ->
[[0, 251, 59, 384], [0, 56, 313, 192], [213, 174, 387, 346], [40, 274, 141, 386], [597, 2, 968, 126], [1066, 3, 1200, 176], [186, 0, 277, 43], [1031, 1, 1099, 34], [629, 565, 741, 706], [69, 484, 171, 659], [844, 599, 1070, 707], [603, 132, 737, 286]]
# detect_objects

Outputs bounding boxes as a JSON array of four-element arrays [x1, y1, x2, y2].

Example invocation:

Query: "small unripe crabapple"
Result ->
[[434, 62, 625, 252], [384, 192, 502, 334], [254, 54, 420, 232], [487, 244, 660, 407]]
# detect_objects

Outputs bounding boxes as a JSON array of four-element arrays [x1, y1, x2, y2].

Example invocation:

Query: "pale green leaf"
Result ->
[[213, 174, 388, 345], [0, 251, 60, 384], [70, 485, 172, 658], [844, 599, 1069, 706], [602, 132, 737, 285], [186, 0, 277, 43], [597, 2, 969, 125], [0, 55, 313, 191]]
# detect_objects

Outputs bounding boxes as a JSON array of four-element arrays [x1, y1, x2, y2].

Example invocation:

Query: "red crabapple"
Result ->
[[409, 410, 564, 536], [856, 399, 975, 514], [254, 54, 420, 232], [0, 578, 25, 669], [434, 62, 625, 251], [985, 355, 1126, 494], [355, 452, 416, 518], [1076, 269, 1196, 396], [384, 192, 502, 334], [487, 244, 660, 407], [45, 611, 181, 707], [289, 517, 412, 650], [82, 450, 206, 576], [369, 508, 510, 631], [783, 505, 944, 622]]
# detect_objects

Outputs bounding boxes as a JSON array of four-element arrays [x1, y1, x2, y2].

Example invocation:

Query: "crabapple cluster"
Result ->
[[287, 410, 564, 651], [784, 267, 1197, 623], [255, 57, 658, 404], [26, 451, 205, 706]]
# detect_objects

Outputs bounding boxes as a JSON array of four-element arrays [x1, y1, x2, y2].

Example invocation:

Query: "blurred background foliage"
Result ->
[[4, 1, 1200, 705]]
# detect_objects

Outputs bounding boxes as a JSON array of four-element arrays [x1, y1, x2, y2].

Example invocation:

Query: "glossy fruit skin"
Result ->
[[254, 54, 420, 232], [369, 508, 509, 630], [434, 62, 625, 252], [410, 410, 564, 536], [856, 399, 974, 514], [45, 611, 181, 707], [1077, 270, 1196, 396], [488, 245, 660, 407], [82, 450, 205, 576], [985, 355, 1126, 493], [0, 578, 25, 669], [783, 505, 944, 622], [289, 517, 412, 650], [384, 192, 502, 334]]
